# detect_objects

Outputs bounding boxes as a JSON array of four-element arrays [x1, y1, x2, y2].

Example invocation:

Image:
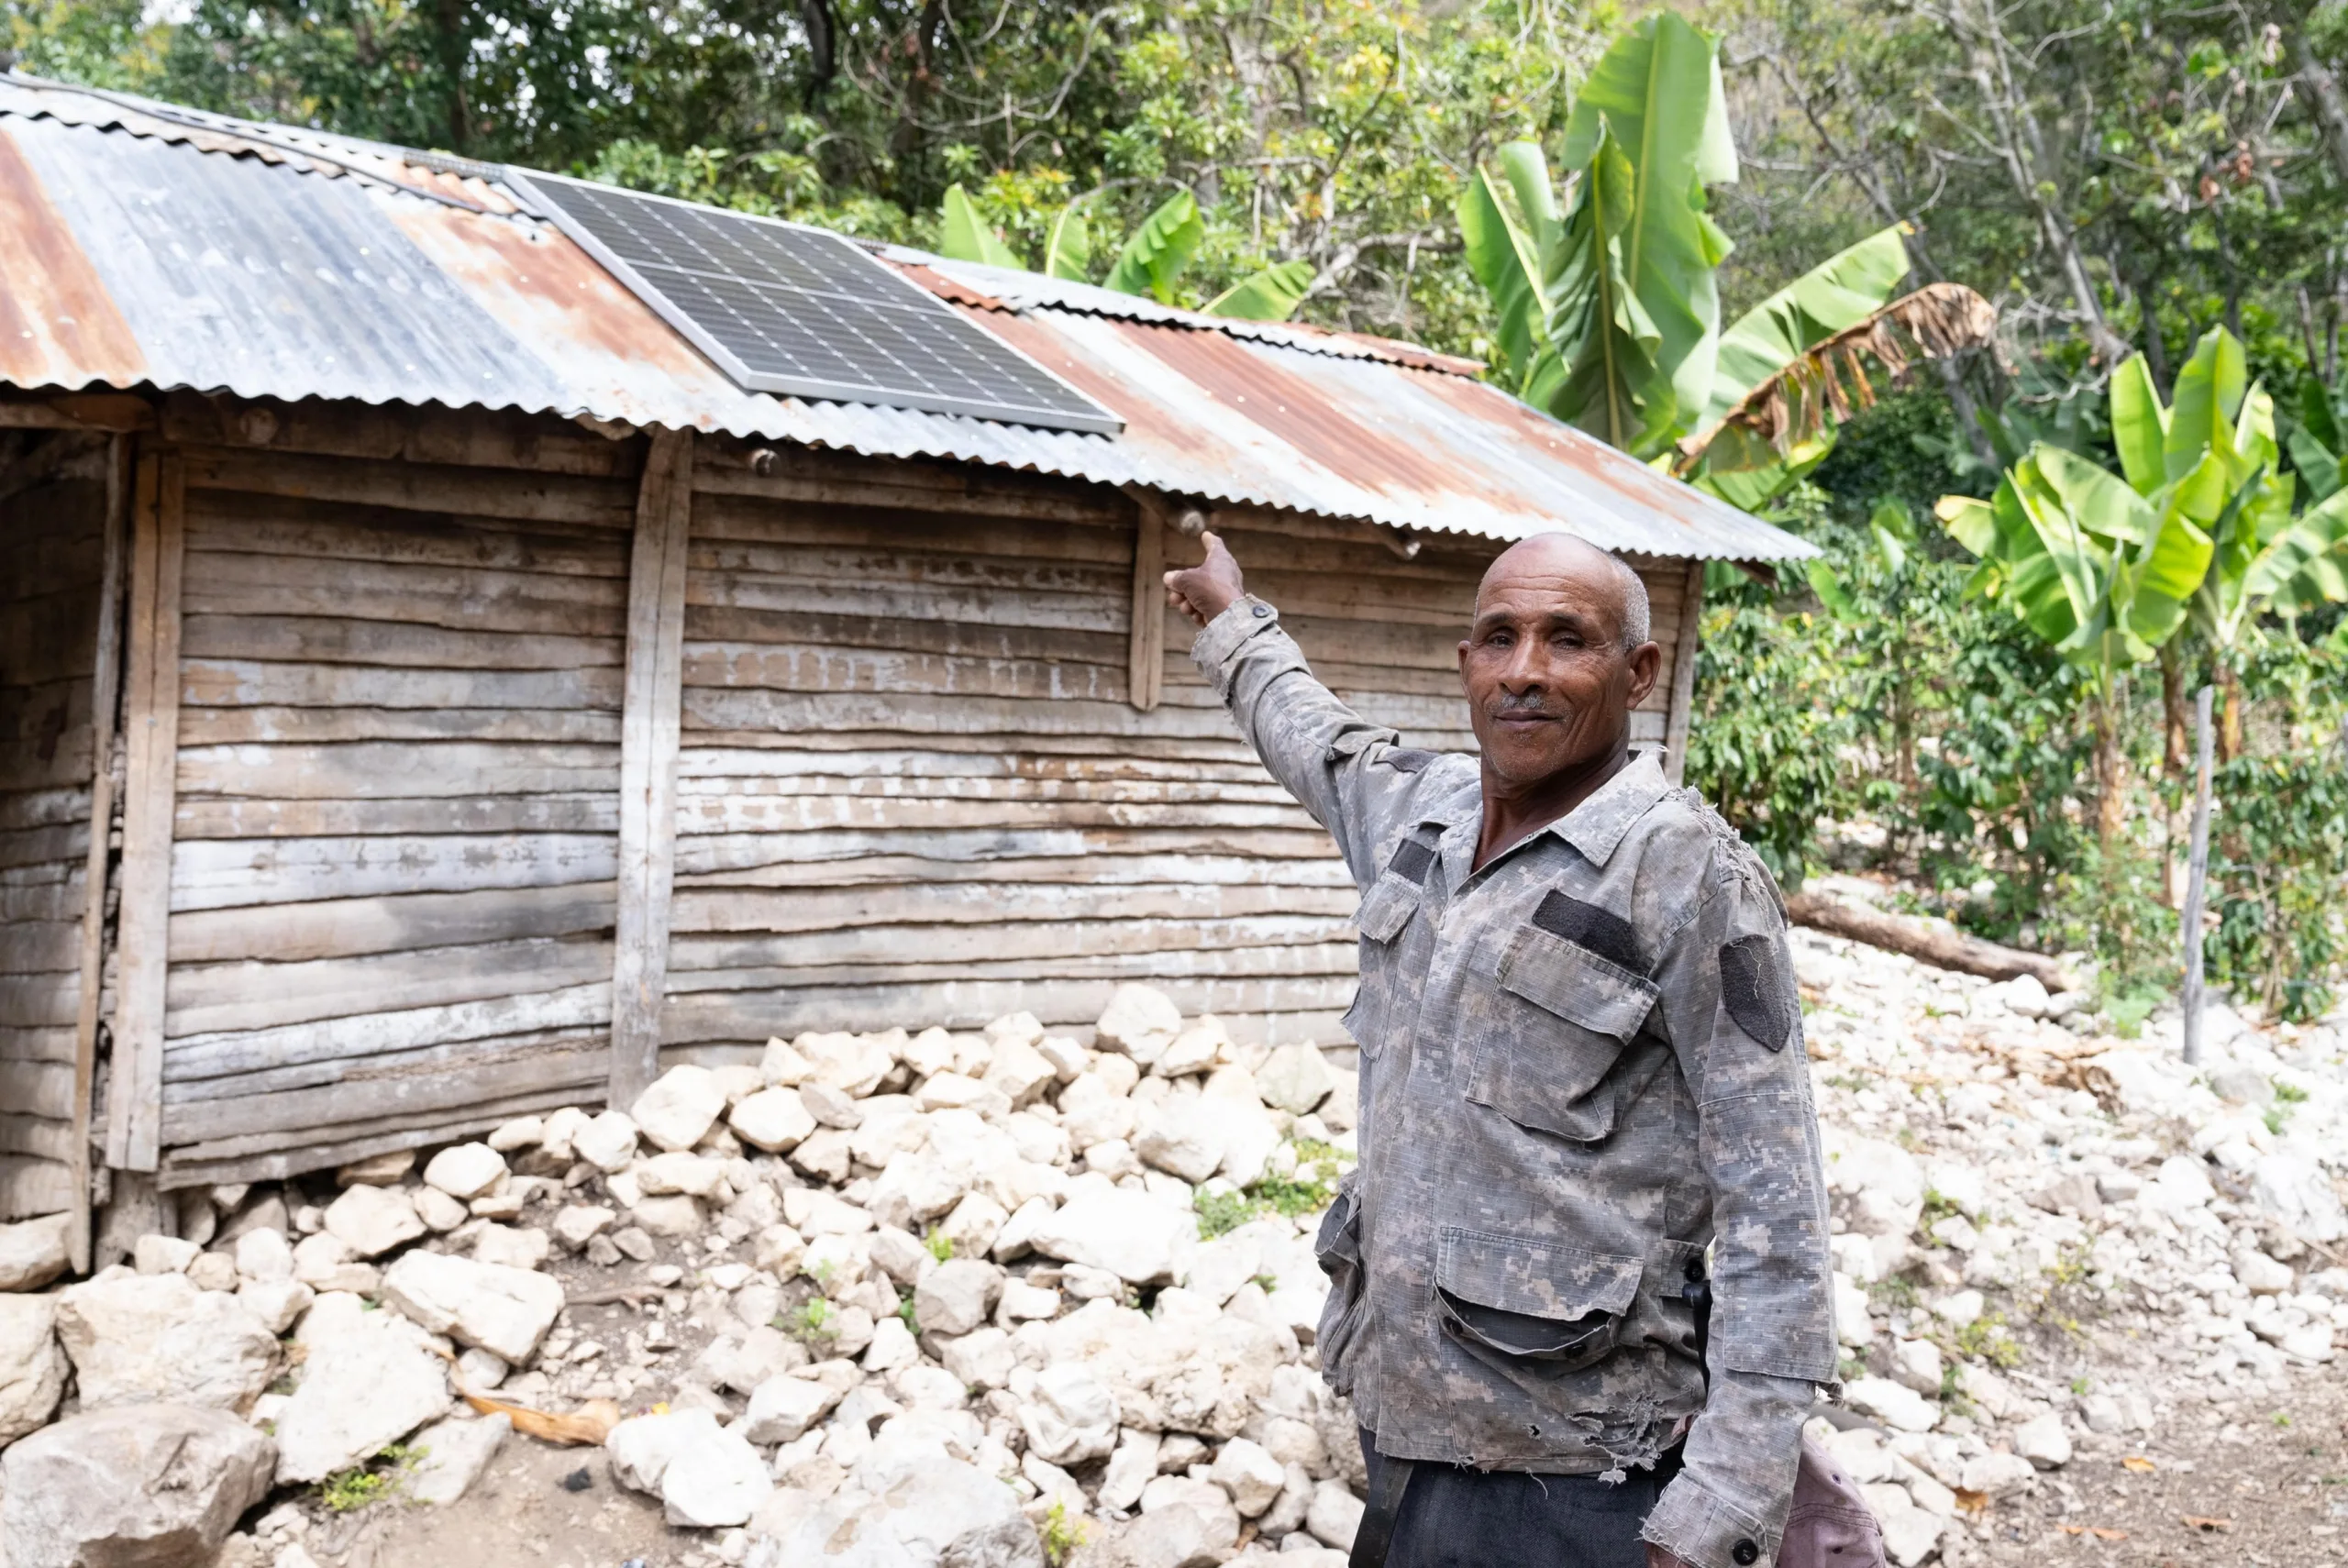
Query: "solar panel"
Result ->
[[507, 171, 1123, 436]]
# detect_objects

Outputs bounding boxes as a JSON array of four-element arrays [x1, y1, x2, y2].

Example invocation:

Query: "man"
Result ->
[[1164, 531, 1835, 1568]]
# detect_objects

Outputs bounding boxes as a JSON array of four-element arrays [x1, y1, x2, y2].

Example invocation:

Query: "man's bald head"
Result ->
[[1477, 533, 1651, 652]]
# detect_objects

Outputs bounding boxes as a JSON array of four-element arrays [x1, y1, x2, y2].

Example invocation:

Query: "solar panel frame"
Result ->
[[505, 171, 1123, 436]]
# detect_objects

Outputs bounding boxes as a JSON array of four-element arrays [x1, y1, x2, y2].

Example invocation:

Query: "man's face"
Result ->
[[1457, 542, 1656, 789]]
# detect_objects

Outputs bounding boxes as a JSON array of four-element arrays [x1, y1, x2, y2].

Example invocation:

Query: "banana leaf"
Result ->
[[1203, 259, 1315, 321], [1458, 146, 1561, 394], [940, 184, 1023, 270], [1550, 13, 1735, 454], [2165, 327, 2247, 483], [1044, 204, 1091, 281], [2285, 424, 2341, 503], [1105, 191, 1205, 304], [2106, 354, 2168, 496], [1700, 223, 1912, 427]]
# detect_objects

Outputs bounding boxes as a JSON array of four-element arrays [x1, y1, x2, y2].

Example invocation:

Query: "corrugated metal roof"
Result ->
[[0, 74, 1812, 560]]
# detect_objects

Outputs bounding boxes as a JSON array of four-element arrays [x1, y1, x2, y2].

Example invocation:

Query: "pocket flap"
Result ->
[[1497, 925, 1658, 1041], [1434, 1226, 1643, 1322], [1354, 875, 1420, 944]]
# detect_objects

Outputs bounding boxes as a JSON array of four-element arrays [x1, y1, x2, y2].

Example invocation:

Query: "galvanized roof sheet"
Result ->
[[0, 74, 1811, 560]]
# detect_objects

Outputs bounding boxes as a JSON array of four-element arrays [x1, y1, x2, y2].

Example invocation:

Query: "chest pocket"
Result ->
[[1342, 843, 1434, 1057], [1467, 923, 1660, 1143]]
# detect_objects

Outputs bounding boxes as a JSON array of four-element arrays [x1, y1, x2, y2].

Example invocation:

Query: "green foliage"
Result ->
[[1193, 1139, 1353, 1238], [1103, 190, 1207, 304], [2206, 750, 2348, 1021], [941, 183, 1024, 270], [925, 1228, 956, 1264], [782, 1296, 836, 1348], [1042, 1499, 1088, 1566], [318, 1442, 417, 1513]]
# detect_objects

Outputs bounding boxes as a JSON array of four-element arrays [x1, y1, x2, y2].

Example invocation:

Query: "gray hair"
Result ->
[[1609, 552, 1652, 651]]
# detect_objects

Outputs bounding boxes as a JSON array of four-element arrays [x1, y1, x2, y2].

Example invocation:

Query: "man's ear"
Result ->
[[1626, 641, 1663, 709]]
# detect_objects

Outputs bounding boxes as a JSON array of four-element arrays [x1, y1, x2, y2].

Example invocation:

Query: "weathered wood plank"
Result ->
[[176, 705, 622, 746], [680, 729, 1264, 764], [678, 773, 1293, 805], [0, 788, 92, 830], [0, 1059, 72, 1119], [684, 605, 1124, 668], [1663, 558, 1703, 785], [168, 881, 617, 965], [672, 850, 1353, 893], [183, 614, 623, 670], [1, 922, 82, 973], [659, 973, 1358, 1045], [0, 734, 94, 790], [674, 824, 1340, 876], [692, 449, 1120, 525], [180, 447, 638, 528], [674, 748, 1273, 785], [671, 916, 1354, 975], [156, 1086, 591, 1184], [169, 834, 620, 911], [182, 551, 626, 635], [175, 794, 617, 840], [0, 823, 89, 870], [0, 1119, 72, 1161], [0, 1026, 76, 1064], [673, 795, 1316, 835], [161, 1042, 608, 1144], [177, 741, 617, 801], [1128, 505, 1164, 713], [0, 677, 91, 742], [0, 874, 84, 922], [687, 538, 1123, 600], [160, 394, 645, 480], [0, 972, 79, 1028], [108, 454, 182, 1172], [690, 493, 1130, 564], [183, 491, 630, 574], [610, 428, 693, 1110], [162, 982, 612, 1082], [682, 644, 1125, 703], [664, 939, 1361, 999], [0, 1155, 73, 1221], [685, 573, 1122, 635], [181, 660, 624, 711], [164, 935, 615, 1038], [164, 1025, 604, 1103], [671, 879, 1357, 935], [681, 689, 1240, 739]]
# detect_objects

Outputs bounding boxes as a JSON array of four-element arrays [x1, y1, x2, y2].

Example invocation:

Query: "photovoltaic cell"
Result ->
[[508, 171, 1122, 436]]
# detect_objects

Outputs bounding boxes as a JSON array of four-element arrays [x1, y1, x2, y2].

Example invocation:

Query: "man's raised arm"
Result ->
[[1166, 533, 1448, 889]]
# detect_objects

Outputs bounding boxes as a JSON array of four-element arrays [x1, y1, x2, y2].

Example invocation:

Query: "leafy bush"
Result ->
[[2208, 750, 2348, 1021]]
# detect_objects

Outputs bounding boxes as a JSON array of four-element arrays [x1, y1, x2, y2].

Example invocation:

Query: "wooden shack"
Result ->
[[0, 76, 1810, 1261]]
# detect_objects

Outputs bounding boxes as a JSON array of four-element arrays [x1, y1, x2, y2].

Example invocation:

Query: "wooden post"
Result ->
[[1127, 500, 1167, 712], [1663, 558, 1705, 785], [2180, 684, 2215, 1066], [66, 436, 130, 1264], [608, 429, 695, 1110], [105, 452, 182, 1172]]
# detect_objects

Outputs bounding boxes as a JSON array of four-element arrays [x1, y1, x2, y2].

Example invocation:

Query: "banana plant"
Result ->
[[936, 185, 1313, 321], [1456, 16, 1996, 499]]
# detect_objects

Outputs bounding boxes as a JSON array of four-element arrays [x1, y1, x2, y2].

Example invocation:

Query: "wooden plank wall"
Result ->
[[657, 447, 1687, 1061], [145, 403, 644, 1186], [0, 432, 111, 1220]]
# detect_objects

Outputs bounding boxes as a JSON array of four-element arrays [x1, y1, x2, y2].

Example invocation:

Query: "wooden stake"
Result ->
[[2180, 684, 2215, 1066], [1663, 558, 1704, 785], [609, 429, 695, 1110], [106, 452, 183, 1172], [66, 436, 130, 1263], [1127, 500, 1167, 712]]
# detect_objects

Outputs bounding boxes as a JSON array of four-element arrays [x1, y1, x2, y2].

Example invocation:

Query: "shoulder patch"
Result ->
[[1719, 934, 1795, 1053], [1530, 889, 1645, 975], [1378, 748, 1437, 774], [1388, 839, 1436, 885]]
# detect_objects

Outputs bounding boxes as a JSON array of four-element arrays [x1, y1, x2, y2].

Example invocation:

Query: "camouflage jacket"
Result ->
[[1197, 598, 1838, 1568]]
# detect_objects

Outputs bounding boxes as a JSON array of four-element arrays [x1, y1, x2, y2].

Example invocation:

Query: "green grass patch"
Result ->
[[318, 1442, 418, 1513]]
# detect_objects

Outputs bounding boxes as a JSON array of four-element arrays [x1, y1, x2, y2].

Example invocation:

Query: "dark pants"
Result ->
[[1359, 1432, 1681, 1568]]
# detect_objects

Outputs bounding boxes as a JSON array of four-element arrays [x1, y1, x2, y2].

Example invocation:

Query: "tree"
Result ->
[[1456, 16, 1994, 497]]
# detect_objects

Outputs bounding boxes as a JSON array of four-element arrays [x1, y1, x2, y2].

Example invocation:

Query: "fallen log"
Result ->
[[1785, 890, 2073, 990]]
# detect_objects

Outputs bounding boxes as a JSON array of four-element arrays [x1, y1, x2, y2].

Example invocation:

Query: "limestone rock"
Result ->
[[0, 1215, 71, 1293], [0, 1404, 273, 1568], [731, 1088, 816, 1153], [380, 1251, 565, 1364], [574, 1110, 640, 1172], [408, 1413, 508, 1506], [743, 1375, 846, 1444], [915, 1258, 1003, 1337], [1256, 1045, 1335, 1115], [2012, 1411, 2072, 1468], [1091, 1505, 1221, 1568], [1135, 1101, 1226, 1186], [551, 1205, 616, 1252], [272, 1300, 450, 1484], [1305, 1479, 1364, 1551], [134, 1234, 199, 1275], [55, 1271, 277, 1412], [236, 1278, 314, 1336], [423, 1143, 506, 1201], [1889, 1337, 1944, 1397], [1209, 1436, 1286, 1517], [1018, 1362, 1119, 1464], [234, 1228, 294, 1284], [1844, 1376, 1937, 1433], [1027, 1189, 1194, 1285], [632, 1066, 728, 1153], [322, 1183, 425, 1258], [1152, 1019, 1225, 1078], [606, 1408, 721, 1494], [1139, 1477, 1241, 1555], [662, 1419, 772, 1528], [0, 1294, 65, 1446], [1094, 985, 1184, 1066], [1100, 1429, 1161, 1511], [472, 1224, 550, 1272], [336, 1150, 413, 1186]]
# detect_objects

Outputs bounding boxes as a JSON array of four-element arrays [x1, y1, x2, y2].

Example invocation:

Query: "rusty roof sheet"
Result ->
[[0, 75, 1811, 560]]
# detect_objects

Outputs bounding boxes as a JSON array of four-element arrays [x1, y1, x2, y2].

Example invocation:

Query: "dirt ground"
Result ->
[[1970, 1361, 2348, 1568]]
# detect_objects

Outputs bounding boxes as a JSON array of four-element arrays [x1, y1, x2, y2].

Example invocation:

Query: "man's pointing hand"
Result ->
[[1164, 529, 1246, 627]]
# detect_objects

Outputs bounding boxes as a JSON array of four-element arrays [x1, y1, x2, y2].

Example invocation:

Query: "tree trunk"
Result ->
[[1784, 891, 2072, 989], [2160, 641, 2189, 776], [2297, 36, 2348, 190], [2217, 660, 2245, 762], [2094, 679, 2129, 846]]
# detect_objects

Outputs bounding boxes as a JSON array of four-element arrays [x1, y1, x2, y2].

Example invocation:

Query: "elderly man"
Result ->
[[1164, 532, 1835, 1568]]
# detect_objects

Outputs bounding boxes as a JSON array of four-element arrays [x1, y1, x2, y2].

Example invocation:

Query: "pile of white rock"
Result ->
[[1790, 894, 2348, 1568], [0, 984, 1368, 1568]]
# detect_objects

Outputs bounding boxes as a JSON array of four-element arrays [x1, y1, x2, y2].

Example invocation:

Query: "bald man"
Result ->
[[1167, 534, 1835, 1568]]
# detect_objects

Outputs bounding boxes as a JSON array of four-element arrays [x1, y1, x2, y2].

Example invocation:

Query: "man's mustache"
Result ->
[[1487, 691, 1569, 719]]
